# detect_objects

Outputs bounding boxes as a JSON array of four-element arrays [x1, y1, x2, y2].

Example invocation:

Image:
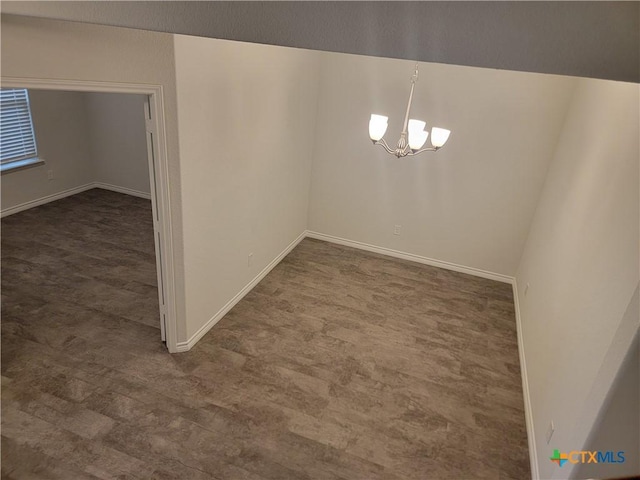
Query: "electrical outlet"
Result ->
[[394, 225, 401, 235], [248, 253, 253, 267], [524, 283, 530, 296], [47, 170, 54, 180], [546, 420, 555, 444]]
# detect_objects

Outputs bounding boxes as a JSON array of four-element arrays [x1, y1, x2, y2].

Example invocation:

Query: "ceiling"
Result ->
[[2, 1, 638, 84]]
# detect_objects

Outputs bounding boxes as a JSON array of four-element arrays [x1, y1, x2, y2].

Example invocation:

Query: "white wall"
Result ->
[[308, 53, 577, 277], [572, 329, 639, 479], [515, 79, 639, 479], [173, 35, 320, 341], [1, 14, 188, 341], [1, 89, 93, 209], [85, 92, 150, 195]]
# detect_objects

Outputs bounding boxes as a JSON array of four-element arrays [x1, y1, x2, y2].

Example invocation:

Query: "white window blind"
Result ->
[[0, 89, 38, 165]]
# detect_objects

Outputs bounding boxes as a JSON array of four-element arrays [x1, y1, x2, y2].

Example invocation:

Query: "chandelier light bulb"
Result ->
[[408, 119, 426, 135], [409, 130, 429, 150], [369, 114, 389, 141], [408, 119, 428, 150], [430, 127, 451, 148]]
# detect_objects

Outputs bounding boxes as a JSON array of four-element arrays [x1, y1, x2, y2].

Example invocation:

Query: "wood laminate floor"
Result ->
[[1, 189, 530, 479]]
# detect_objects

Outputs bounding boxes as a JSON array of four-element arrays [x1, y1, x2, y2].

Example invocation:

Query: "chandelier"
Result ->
[[369, 64, 451, 157]]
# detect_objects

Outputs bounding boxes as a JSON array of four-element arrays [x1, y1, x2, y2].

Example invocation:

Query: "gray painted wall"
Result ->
[[2, 1, 638, 83], [85, 92, 150, 195]]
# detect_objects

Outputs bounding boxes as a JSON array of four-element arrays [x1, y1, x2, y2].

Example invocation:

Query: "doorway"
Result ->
[[0, 78, 177, 352]]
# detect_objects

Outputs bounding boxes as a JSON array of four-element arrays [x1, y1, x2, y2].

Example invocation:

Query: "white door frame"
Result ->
[[1, 77, 179, 353]]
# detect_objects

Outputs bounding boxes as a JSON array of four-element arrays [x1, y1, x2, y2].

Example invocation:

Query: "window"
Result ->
[[1, 88, 40, 172]]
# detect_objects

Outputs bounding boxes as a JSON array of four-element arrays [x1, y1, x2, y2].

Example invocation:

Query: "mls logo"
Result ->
[[550, 449, 568, 467], [550, 449, 626, 467]]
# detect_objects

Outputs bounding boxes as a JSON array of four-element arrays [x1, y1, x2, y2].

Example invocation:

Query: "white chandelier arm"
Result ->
[[374, 138, 438, 158], [373, 138, 397, 155], [405, 146, 440, 156]]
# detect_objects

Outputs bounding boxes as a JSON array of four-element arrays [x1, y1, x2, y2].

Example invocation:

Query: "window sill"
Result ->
[[0, 157, 45, 175]]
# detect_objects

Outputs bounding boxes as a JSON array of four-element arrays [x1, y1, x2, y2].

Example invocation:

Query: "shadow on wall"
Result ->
[[572, 328, 640, 480]]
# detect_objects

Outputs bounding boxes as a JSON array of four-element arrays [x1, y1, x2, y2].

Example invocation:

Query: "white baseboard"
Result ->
[[512, 280, 539, 480], [305, 230, 514, 284], [93, 182, 151, 200], [175, 231, 307, 353], [176, 230, 515, 353], [1, 183, 95, 218], [1, 182, 151, 217]]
